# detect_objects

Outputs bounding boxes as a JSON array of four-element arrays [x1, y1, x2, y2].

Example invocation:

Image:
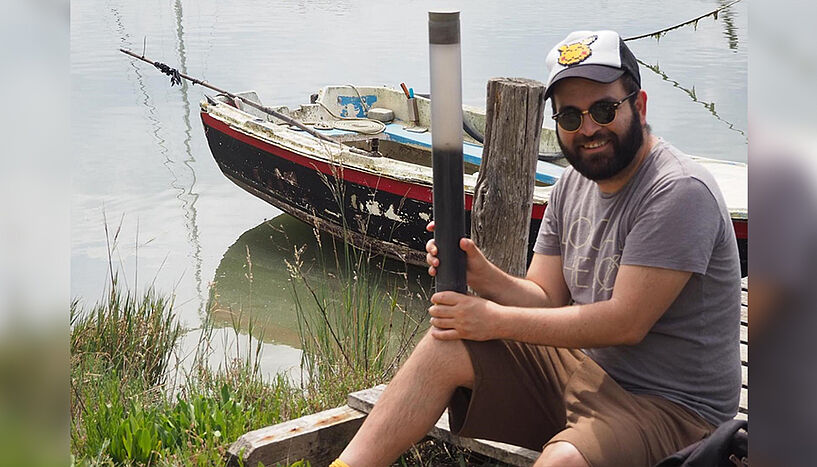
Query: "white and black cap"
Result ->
[[544, 30, 640, 99]]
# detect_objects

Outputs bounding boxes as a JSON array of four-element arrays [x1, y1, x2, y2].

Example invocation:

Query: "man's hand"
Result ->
[[425, 221, 493, 290], [428, 291, 503, 341], [425, 221, 566, 307]]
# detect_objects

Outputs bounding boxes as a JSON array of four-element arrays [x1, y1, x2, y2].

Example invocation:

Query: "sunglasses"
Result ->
[[552, 90, 638, 133]]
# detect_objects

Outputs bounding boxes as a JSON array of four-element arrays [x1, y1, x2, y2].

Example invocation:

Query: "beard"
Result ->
[[557, 111, 644, 181]]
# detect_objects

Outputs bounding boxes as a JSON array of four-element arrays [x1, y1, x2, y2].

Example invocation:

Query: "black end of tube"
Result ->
[[432, 148, 467, 294]]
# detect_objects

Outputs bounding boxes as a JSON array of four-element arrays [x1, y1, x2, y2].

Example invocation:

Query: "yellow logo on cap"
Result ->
[[558, 35, 598, 66]]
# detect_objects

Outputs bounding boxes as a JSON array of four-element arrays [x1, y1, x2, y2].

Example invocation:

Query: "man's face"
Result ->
[[552, 78, 645, 181]]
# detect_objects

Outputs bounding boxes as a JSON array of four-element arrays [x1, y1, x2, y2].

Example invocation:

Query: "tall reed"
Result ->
[[70, 277, 182, 387], [285, 226, 427, 408]]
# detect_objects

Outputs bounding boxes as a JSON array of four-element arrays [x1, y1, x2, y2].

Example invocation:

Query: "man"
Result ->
[[333, 30, 741, 467]]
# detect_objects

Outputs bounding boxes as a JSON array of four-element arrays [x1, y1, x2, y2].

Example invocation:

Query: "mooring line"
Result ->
[[623, 0, 743, 42]]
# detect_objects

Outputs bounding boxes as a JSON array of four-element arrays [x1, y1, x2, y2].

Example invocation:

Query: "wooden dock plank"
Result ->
[[226, 405, 366, 467], [348, 385, 541, 467]]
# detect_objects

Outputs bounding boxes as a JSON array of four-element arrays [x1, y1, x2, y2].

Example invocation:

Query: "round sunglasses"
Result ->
[[551, 90, 638, 133]]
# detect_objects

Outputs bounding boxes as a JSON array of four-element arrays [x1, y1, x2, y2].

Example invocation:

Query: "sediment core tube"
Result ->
[[429, 11, 466, 294]]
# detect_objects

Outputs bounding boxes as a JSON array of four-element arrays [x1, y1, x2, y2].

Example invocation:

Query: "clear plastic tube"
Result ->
[[429, 11, 466, 293]]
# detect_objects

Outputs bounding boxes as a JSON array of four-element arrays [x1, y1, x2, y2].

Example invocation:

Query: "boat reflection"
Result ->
[[207, 213, 433, 348]]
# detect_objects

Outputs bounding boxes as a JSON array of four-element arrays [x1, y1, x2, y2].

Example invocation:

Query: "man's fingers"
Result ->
[[460, 238, 479, 256], [428, 304, 454, 318], [430, 291, 460, 305], [430, 327, 460, 340], [425, 240, 438, 256], [429, 317, 455, 329], [426, 220, 436, 232], [427, 265, 436, 277]]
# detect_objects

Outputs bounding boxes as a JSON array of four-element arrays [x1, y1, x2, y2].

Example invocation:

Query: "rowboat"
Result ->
[[199, 85, 748, 274]]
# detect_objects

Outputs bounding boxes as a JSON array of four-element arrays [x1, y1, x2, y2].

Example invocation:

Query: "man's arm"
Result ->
[[464, 247, 570, 308], [425, 221, 570, 308], [429, 263, 691, 346]]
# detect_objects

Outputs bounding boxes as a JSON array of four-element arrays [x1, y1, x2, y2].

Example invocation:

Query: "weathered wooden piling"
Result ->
[[471, 77, 547, 276]]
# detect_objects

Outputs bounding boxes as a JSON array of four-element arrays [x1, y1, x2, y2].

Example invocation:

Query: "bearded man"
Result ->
[[332, 30, 741, 467]]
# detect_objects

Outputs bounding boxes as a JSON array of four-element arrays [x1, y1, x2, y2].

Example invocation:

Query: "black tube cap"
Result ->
[[429, 11, 460, 45]]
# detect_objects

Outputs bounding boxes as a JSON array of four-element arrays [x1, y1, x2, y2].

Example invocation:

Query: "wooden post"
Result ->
[[471, 77, 546, 277]]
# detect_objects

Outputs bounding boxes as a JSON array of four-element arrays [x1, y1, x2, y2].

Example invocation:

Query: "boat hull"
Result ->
[[202, 112, 544, 266]]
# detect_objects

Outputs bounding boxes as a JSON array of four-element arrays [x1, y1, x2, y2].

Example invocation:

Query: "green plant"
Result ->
[[71, 281, 182, 387], [286, 231, 427, 404]]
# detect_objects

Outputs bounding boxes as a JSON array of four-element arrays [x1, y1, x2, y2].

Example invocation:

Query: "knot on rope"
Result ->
[[152, 61, 182, 86]]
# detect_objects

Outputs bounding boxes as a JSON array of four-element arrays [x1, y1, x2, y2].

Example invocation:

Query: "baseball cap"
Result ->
[[544, 30, 640, 99]]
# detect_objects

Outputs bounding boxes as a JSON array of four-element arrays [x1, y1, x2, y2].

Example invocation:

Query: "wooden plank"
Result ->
[[741, 305, 748, 326], [741, 364, 748, 388], [740, 342, 747, 366], [739, 387, 748, 414], [741, 290, 748, 308], [348, 385, 541, 467], [740, 324, 748, 344], [741, 277, 748, 291], [226, 405, 366, 467]]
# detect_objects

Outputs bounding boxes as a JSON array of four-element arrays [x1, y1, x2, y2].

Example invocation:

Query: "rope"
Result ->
[[314, 89, 387, 135], [346, 84, 371, 114], [152, 61, 182, 86], [623, 0, 743, 42]]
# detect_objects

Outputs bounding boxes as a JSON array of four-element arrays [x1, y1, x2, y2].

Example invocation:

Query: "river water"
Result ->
[[71, 0, 747, 377]]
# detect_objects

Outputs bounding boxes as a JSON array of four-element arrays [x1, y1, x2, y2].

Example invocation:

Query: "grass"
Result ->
[[70, 216, 502, 466], [70, 280, 182, 388], [287, 229, 427, 407], [70, 280, 315, 466]]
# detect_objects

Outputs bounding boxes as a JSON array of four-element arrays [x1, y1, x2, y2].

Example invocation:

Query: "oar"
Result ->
[[119, 48, 338, 145]]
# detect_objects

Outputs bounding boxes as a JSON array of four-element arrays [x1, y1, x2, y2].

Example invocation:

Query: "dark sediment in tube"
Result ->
[[432, 148, 466, 293]]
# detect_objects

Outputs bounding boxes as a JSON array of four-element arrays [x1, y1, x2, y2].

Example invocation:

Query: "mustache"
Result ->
[[573, 130, 616, 146]]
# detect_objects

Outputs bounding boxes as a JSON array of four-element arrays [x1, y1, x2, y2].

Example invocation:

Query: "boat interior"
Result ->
[[211, 87, 564, 187]]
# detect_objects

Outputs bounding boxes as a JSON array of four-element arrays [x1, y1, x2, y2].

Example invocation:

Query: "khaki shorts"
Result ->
[[448, 340, 715, 466]]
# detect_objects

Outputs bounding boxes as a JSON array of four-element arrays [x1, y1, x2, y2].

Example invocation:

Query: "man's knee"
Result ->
[[535, 441, 588, 467], [406, 331, 474, 388]]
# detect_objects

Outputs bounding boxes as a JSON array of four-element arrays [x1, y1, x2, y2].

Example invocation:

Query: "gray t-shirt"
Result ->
[[533, 139, 741, 425]]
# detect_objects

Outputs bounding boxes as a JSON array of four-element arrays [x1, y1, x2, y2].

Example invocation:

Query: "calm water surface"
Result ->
[[71, 0, 747, 376]]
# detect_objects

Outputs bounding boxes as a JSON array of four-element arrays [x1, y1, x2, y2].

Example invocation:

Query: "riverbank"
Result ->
[[70, 240, 497, 466]]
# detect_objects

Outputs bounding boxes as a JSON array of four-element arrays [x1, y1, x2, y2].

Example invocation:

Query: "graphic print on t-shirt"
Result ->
[[561, 215, 621, 296]]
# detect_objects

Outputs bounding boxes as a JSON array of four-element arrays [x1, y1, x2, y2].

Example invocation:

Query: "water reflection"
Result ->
[[638, 58, 746, 139], [207, 213, 433, 348], [171, 0, 205, 316], [718, 0, 740, 51], [111, 1, 205, 315]]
